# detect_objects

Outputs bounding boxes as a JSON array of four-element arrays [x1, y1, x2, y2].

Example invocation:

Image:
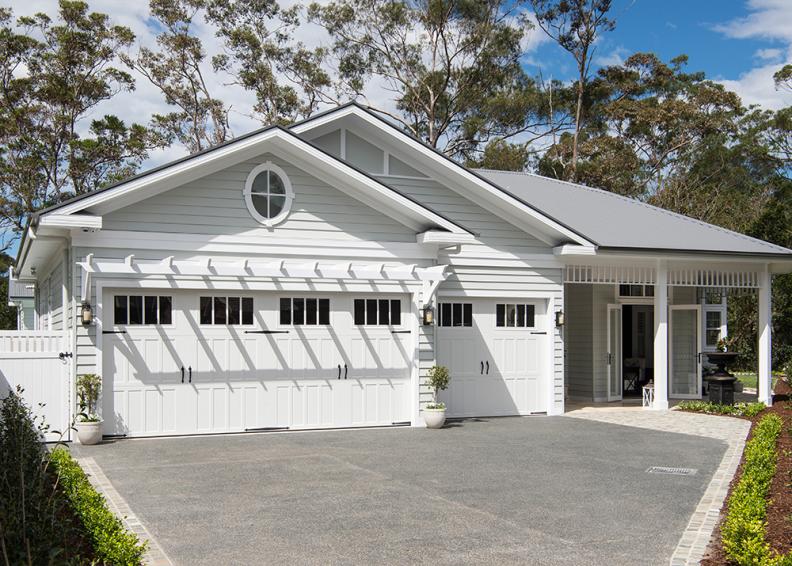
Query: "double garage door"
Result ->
[[437, 298, 549, 417], [103, 291, 413, 437]]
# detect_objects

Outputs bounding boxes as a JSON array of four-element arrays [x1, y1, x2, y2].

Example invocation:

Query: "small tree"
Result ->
[[76, 374, 101, 422], [426, 365, 450, 408]]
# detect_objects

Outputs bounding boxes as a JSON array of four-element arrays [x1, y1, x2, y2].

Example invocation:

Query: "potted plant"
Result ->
[[423, 365, 450, 429], [75, 373, 103, 445]]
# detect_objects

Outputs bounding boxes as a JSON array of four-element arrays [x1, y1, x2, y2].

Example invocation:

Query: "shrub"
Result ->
[[76, 373, 102, 422], [426, 365, 450, 406], [677, 400, 766, 417], [721, 413, 783, 565], [50, 447, 147, 565], [0, 387, 77, 564]]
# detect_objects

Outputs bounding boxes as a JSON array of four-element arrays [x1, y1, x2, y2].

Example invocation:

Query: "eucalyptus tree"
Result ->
[[309, 0, 557, 160], [0, 1, 155, 246]]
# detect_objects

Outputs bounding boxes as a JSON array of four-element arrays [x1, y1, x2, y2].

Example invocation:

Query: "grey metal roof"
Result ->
[[477, 169, 792, 256], [8, 277, 34, 299]]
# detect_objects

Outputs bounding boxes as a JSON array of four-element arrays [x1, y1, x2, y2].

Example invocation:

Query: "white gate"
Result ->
[[0, 331, 71, 442]]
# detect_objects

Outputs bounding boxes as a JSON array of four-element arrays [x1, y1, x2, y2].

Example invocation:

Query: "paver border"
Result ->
[[77, 457, 173, 566]]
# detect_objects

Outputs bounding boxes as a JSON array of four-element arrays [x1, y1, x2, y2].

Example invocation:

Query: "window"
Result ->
[[496, 303, 536, 328], [706, 311, 723, 347], [280, 298, 330, 325], [243, 162, 293, 226], [618, 284, 654, 297], [354, 299, 401, 326], [200, 296, 254, 325], [438, 302, 472, 327], [114, 295, 172, 326]]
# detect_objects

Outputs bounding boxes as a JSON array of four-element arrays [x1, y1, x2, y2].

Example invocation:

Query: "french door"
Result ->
[[607, 304, 623, 401], [670, 305, 702, 399]]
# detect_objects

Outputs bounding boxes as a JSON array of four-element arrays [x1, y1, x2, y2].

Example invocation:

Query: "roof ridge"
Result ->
[[475, 168, 792, 254]]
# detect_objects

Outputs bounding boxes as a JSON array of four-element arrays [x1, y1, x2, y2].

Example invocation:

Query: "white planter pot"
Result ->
[[75, 421, 103, 445], [423, 408, 446, 429]]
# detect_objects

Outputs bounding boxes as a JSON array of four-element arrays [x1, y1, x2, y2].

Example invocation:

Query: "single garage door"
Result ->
[[103, 290, 412, 437], [437, 298, 549, 417]]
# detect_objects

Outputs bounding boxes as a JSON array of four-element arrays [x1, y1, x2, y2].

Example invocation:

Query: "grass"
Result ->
[[734, 373, 780, 390]]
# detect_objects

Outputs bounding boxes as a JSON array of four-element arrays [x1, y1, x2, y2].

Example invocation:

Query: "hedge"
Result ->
[[50, 447, 147, 566], [721, 413, 786, 565], [676, 400, 766, 418]]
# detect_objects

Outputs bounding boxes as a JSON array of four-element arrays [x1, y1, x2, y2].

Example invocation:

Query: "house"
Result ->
[[12, 103, 792, 439], [7, 267, 35, 330]]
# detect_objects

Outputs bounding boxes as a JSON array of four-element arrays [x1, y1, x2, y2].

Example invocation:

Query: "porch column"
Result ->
[[758, 266, 773, 405], [653, 260, 669, 410]]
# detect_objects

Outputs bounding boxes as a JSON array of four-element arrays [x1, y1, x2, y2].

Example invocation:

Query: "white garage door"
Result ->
[[437, 298, 549, 417], [102, 291, 412, 437]]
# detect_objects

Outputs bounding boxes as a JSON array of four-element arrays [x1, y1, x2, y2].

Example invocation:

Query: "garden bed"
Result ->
[[700, 378, 792, 565]]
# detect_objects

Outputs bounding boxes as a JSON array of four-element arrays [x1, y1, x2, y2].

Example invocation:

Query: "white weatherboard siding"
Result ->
[[102, 154, 417, 243]]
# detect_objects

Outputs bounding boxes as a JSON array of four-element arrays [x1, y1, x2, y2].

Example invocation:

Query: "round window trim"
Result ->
[[243, 162, 294, 226]]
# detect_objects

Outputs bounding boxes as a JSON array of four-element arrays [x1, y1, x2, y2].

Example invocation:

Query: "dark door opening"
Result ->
[[621, 305, 654, 397]]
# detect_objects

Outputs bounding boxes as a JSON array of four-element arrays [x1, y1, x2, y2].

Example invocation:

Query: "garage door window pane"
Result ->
[[390, 300, 401, 326], [159, 296, 172, 325], [525, 305, 535, 327], [440, 303, 451, 327], [452, 303, 463, 327], [378, 299, 390, 325], [214, 297, 227, 325], [319, 299, 330, 325], [496, 303, 535, 328], [242, 298, 254, 325], [228, 297, 241, 325], [144, 296, 158, 325], [496, 304, 505, 327], [516, 304, 525, 327], [366, 299, 377, 325], [200, 297, 212, 324], [354, 299, 365, 325], [293, 298, 305, 325], [280, 298, 291, 325], [114, 296, 128, 325], [129, 296, 143, 325], [306, 298, 318, 325]]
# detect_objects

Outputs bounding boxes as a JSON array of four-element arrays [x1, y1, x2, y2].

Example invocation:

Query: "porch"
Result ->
[[561, 258, 775, 410]]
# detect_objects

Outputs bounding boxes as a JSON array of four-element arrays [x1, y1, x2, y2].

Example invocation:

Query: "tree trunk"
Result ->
[[572, 76, 584, 182]]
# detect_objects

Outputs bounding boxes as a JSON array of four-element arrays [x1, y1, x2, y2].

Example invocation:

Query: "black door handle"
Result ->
[[337, 364, 341, 380], [480, 361, 484, 375], [344, 364, 348, 380], [188, 366, 192, 383], [486, 361, 489, 375], [181, 366, 185, 383]]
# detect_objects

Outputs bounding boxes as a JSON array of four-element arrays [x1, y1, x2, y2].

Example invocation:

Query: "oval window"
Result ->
[[244, 162, 293, 226]]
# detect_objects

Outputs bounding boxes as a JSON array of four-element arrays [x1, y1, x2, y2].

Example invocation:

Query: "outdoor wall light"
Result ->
[[81, 302, 93, 326], [422, 304, 434, 326], [555, 310, 565, 327]]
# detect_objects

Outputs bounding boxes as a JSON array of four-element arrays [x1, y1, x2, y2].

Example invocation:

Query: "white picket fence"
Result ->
[[0, 331, 71, 442]]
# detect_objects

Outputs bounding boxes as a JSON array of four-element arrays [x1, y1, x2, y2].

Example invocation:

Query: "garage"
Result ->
[[437, 298, 550, 417], [102, 290, 413, 437]]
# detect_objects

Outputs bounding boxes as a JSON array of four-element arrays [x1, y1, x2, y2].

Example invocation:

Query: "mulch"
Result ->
[[701, 377, 792, 565]]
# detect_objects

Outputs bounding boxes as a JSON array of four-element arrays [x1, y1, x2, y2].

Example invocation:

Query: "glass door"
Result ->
[[607, 304, 622, 401], [670, 306, 702, 399]]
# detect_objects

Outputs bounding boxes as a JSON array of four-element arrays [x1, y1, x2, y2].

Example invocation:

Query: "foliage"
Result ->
[[76, 373, 102, 421], [774, 64, 792, 92], [529, 0, 615, 180], [425, 402, 446, 410], [0, 253, 20, 330], [122, 0, 231, 153], [309, 0, 558, 160], [0, 387, 78, 564], [717, 336, 736, 353], [0, 1, 160, 249], [50, 447, 147, 565], [676, 400, 766, 418], [426, 365, 450, 404], [721, 413, 783, 565]]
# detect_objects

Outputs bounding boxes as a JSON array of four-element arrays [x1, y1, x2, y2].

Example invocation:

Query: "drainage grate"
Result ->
[[646, 466, 698, 476]]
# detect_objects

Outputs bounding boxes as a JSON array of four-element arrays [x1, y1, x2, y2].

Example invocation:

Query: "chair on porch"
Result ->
[[623, 358, 645, 395]]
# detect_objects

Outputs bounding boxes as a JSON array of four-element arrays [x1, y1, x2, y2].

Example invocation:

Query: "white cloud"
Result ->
[[713, 0, 792, 110], [593, 45, 629, 67]]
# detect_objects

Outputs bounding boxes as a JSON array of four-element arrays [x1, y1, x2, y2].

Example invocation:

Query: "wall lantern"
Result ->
[[81, 302, 93, 326], [422, 305, 435, 326], [555, 310, 565, 328]]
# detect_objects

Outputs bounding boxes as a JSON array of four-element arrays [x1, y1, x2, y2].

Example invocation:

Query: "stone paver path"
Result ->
[[565, 407, 751, 566]]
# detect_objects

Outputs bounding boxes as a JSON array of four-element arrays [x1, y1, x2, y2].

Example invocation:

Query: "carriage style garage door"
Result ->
[[437, 298, 549, 417], [102, 290, 412, 437]]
